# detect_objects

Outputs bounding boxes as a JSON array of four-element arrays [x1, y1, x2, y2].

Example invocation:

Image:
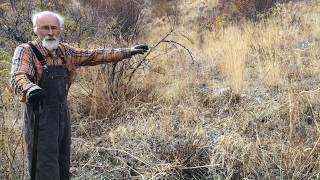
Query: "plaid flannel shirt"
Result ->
[[10, 38, 131, 102]]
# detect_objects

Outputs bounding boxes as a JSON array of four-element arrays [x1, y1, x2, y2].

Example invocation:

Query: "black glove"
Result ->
[[27, 88, 46, 105], [130, 45, 149, 56]]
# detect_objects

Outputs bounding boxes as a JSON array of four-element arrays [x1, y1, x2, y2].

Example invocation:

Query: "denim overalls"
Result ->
[[24, 43, 71, 180]]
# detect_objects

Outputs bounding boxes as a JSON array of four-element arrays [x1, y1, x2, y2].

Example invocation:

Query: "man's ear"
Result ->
[[33, 27, 38, 36]]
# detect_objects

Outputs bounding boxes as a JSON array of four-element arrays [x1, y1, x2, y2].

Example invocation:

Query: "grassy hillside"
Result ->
[[1, 0, 320, 179]]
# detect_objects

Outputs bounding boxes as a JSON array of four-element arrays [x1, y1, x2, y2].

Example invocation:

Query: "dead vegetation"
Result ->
[[1, 0, 320, 179]]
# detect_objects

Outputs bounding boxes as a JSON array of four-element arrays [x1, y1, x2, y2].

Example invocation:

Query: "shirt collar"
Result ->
[[34, 38, 49, 57]]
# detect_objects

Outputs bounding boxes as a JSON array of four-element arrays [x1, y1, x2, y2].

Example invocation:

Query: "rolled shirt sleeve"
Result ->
[[10, 44, 39, 102]]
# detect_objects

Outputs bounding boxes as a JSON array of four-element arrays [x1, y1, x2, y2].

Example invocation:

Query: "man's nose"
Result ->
[[48, 28, 53, 35]]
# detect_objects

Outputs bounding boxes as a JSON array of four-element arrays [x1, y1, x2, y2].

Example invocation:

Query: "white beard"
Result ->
[[42, 37, 60, 51]]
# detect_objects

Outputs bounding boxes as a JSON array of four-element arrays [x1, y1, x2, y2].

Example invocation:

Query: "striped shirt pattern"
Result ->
[[11, 38, 131, 102]]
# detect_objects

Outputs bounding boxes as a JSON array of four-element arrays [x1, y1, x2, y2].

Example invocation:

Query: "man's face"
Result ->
[[35, 14, 61, 51]]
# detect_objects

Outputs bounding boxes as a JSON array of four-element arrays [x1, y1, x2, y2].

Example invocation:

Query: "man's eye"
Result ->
[[41, 26, 50, 30], [39, 26, 59, 31]]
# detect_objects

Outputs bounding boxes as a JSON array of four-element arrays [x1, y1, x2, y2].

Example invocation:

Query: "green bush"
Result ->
[[0, 50, 11, 63], [0, 50, 11, 79]]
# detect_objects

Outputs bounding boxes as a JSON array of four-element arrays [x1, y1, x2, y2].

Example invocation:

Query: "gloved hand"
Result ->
[[129, 45, 149, 56], [27, 87, 46, 105]]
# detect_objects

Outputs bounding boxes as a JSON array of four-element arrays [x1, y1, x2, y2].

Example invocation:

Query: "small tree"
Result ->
[[0, 1, 34, 51]]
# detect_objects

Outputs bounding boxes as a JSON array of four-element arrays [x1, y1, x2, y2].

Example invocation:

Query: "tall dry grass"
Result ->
[[204, 25, 251, 98], [1, 0, 320, 179], [0, 87, 25, 179]]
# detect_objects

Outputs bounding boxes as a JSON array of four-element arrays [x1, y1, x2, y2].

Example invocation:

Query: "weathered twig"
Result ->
[[127, 29, 174, 82], [92, 146, 153, 168], [299, 87, 320, 94], [160, 40, 197, 65], [127, 28, 199, 83], [178, 164, 220, 170]]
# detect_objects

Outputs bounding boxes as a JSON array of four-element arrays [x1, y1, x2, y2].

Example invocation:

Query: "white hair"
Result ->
[[32, 11, 64, 32]]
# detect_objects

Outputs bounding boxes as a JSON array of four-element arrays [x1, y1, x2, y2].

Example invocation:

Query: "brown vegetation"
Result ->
[[1, 0, 320, 179]]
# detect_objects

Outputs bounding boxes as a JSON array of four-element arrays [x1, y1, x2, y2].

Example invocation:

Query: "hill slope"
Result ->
[[1, 0, 320, 179]]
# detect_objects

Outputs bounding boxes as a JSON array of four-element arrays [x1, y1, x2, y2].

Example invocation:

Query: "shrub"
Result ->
[[213, 0, 293, 24], [0, 50, 11, 79], [150, 0, 180, 25], [80, 0, 146, 43]]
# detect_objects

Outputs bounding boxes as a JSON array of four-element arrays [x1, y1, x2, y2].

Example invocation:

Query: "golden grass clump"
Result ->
[[2, 0, 320, 179], [203, 25, 250, 98]]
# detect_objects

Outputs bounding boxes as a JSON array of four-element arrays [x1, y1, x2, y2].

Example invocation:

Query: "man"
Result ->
[[10, 11, 148, 180]]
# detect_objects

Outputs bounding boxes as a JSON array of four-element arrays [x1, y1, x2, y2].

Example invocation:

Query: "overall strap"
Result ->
[[27, 42, 45, 180], [28, 42, 48, 69], [57, 46, 67, 65]]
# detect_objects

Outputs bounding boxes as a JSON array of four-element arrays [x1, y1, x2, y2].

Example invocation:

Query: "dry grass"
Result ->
[[1, 0, 320, 179], [204, 25, 251, 97]]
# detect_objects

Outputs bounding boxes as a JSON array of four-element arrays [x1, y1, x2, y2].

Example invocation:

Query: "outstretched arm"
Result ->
[[61, 44, 148, 66]]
